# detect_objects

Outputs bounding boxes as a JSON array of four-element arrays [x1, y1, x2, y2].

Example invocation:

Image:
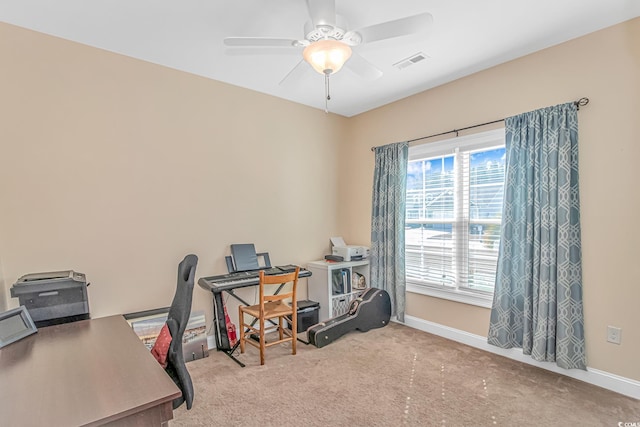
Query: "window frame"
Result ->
[[405, 128, 505, 308]]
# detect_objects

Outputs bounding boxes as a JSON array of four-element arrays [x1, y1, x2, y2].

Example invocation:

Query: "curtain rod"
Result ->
[[370, 97, 589, 152]]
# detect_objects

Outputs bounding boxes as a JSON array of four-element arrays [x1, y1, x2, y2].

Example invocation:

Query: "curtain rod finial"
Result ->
[[575, 97, 589, 110]]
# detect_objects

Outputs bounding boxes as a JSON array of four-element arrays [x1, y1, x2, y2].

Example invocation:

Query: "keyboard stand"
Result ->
[[217, 288, 249, 367]]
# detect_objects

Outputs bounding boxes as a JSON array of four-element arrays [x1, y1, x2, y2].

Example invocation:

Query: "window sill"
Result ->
[[406, 282, 494, 308]]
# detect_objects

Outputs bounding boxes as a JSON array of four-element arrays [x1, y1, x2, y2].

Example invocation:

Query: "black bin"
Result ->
[[290, 300, 320, 332]]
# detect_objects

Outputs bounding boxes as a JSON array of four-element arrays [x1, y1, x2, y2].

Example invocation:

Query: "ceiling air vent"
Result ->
[[393, 52, 429, 70]]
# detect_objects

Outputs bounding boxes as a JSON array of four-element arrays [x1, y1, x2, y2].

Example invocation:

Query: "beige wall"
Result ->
[[0, 256, 6, 312], [342, 18, 640, 381], [0, 23, 347, 329], [2, 17, 638, 382]]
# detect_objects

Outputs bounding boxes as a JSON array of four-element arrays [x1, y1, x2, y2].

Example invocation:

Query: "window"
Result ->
[[405, 129, 505, 307]]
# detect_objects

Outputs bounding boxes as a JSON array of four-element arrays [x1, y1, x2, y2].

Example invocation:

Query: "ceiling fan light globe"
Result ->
[[303, 39, 352, 75]]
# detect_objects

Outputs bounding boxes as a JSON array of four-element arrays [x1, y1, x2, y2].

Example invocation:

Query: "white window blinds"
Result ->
[[405, 129, 505, 304]]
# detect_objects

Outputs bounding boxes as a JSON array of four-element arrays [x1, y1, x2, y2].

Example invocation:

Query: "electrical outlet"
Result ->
[[607, 326, 621, 344]]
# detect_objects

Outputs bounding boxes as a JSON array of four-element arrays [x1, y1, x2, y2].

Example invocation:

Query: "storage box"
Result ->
[[290, 300, 320, 333]]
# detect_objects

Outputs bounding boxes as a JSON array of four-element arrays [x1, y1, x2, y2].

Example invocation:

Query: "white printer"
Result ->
[[330, 237, 370, 261]]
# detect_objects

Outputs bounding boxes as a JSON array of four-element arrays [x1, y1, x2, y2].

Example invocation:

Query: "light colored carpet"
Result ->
[[171, 322, 639, 426]]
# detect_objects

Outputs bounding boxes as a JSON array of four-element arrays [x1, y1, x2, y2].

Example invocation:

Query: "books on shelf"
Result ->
[[331, 269, 352, 295]]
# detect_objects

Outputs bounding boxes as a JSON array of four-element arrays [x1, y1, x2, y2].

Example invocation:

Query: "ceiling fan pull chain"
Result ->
[[324, 73, 331, 113]]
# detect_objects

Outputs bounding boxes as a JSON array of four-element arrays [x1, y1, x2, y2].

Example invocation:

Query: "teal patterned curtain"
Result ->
[[371, 142, 409, 322], [487, 102, 585, 370]]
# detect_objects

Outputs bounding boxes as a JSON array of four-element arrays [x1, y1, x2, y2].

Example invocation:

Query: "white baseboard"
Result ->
[[401, 315, 640, 400]]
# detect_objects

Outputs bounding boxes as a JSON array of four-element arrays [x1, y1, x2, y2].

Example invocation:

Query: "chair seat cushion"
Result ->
[[151, 323, 172, 368]]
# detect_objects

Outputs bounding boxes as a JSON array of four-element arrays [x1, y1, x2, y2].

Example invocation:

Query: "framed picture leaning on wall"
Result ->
[[124, 307, 209, 362]]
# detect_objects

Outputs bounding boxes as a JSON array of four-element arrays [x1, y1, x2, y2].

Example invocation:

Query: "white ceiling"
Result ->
[[2, 0, 639, 117]]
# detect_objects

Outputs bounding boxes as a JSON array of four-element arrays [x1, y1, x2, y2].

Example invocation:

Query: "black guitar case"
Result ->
[[308, 287, 391, 348]]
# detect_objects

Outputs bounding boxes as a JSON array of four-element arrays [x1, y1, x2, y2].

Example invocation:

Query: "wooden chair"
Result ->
[[238, 267, 300, 365]]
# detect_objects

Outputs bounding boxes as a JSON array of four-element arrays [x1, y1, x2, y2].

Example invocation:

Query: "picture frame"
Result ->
[[0, 306, 38, 349], [124, 308, 208, 362]]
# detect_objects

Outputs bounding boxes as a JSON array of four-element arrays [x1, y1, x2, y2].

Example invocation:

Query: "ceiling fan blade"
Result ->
[[279, 59, 312, 86], [225, 47, 302, 57], [224, 37, 301, 47], [354, 12, 433, 44], [306, 0, 336, 28], [345, 52, 383, 81]]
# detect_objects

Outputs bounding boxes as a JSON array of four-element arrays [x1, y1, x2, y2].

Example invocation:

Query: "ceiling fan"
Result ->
[[223, 0, 433, 89]]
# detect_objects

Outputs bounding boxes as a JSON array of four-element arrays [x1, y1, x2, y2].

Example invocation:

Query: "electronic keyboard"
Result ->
[[198, 267, 310, 293]]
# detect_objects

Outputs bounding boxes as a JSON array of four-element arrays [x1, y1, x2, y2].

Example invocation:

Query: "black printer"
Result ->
[[10, 270, 90, 327]]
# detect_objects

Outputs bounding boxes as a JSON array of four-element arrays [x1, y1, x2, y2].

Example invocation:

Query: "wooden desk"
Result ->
[[0, 315, 181, 426]]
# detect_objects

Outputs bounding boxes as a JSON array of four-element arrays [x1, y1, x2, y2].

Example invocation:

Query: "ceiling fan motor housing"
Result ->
[[303, 16, 358, 44]]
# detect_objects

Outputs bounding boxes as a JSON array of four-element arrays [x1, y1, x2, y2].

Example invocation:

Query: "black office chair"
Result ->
[[165, 254, 198, 410]]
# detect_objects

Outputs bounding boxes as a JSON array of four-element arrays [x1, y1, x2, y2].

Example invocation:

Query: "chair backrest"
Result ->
[[167, 254, 198, 335], [258, 267, 299, 312], [165, 254, 198, 410]]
